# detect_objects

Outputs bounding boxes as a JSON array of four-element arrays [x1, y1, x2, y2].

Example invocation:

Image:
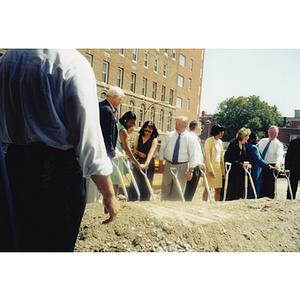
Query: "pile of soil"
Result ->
[[74, 178, 300, 252]]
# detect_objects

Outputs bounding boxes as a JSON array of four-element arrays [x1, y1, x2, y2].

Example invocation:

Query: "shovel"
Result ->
[[122, 157, 140, 201], [111, 159, 128, 201], [139, 169, 156, 201], [170, 167, 185, 202], [273, 169, 279, 200], [222, 162, 232, 202], [200, 169, 213, 203], [243, 162, 257, 199], [285, 170, 294, 200]]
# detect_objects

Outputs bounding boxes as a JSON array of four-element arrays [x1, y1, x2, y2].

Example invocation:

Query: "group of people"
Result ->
[[157, 119, 288, 203], [0, 49, 298, 252]]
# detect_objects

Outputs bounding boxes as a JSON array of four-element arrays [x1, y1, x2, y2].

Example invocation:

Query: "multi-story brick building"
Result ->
[[0, 48, 205, 148], [278, 109, 300, 149], [76, 48, 205, 146]]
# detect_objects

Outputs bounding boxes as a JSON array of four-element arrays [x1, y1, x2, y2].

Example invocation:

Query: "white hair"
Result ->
[[175, 116, 189, 125], [107, 86, 125, 98]]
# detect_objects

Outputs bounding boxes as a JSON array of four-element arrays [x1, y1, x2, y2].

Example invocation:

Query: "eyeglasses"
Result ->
[[144, 130, 152, 133]]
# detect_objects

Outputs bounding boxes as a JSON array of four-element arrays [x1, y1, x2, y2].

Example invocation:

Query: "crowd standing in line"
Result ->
[[0, 49, 119, 251], [202, 124, 226, 201]]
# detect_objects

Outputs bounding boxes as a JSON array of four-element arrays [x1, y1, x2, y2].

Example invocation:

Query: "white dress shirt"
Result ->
[[258, 137, 284, 165], [0, 49, 112, 178], [189, 131, 204, 165], [158, 129, 200, 168]]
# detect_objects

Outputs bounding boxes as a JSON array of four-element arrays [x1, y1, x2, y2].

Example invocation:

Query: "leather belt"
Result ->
[[166, 159, 188, 165]]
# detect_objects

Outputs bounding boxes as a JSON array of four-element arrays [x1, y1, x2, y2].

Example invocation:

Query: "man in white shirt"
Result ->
[[258, 126, 283, 198], [158, 116, 200, 201], [184, 120, 206, 201], [0, 49, 119, 251]]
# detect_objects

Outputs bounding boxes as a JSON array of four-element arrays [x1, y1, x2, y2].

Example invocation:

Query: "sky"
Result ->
[[201, 49, 300, 117]]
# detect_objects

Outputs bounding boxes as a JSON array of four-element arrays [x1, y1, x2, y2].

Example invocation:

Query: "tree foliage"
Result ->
[[213, 95, 284, 141]]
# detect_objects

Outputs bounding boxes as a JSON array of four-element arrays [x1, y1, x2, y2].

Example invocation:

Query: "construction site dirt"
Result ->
[[75, 177, 300, 252]]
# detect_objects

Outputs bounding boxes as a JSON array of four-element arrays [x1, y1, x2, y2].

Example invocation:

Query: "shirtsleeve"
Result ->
[[63, 58, 112, 178]]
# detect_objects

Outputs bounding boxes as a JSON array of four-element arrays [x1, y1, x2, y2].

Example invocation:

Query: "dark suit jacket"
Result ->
[[99, 99, 117, 159]]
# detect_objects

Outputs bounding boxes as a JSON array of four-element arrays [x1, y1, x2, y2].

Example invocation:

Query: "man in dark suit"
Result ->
[[285, 137, 300, 199], [99, 86, 124, 159]]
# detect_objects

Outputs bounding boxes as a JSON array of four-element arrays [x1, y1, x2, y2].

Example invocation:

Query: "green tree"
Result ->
[[213, 95, 284, 141]]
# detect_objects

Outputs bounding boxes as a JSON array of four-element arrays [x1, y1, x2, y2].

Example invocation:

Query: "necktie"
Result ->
[[172, 133, 181, 164], [262, 140, 271, 159]]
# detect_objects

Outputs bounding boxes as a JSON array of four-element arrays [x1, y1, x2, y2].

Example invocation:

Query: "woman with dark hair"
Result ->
[[111, 111, 147, 196], [246, 132, 274, 199], [128, 121, 158, 201], [203, 124, 226, 201], [224, 127, 251, 200]]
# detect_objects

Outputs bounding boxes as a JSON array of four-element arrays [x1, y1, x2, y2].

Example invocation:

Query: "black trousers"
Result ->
[[184, 166, 201, 201], [260, 164, 276, 199], [0, 143, 86, 251]]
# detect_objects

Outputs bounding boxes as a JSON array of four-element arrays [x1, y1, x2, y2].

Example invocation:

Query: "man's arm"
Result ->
[[91, 174, 119, 224]]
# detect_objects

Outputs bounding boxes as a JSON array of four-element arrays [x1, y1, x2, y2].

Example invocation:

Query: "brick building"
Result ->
[[278, 109, 300, 149], [76, 49, 205, 146]]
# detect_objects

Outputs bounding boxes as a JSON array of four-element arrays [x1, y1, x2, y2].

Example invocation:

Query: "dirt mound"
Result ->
[[74, 178, 300, 252]]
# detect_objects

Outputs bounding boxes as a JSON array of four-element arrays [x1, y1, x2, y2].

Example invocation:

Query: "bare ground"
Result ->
[[74, 178, 300, 252]]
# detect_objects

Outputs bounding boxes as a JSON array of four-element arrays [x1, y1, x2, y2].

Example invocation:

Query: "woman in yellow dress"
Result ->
[[203, 124, 226, 201]]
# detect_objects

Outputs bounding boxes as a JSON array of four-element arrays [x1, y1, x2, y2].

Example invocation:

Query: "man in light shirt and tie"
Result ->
[[158, 116, 200, 201], [258, 126, 283, 198]]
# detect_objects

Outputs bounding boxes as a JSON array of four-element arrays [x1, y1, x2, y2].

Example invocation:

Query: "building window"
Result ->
[[163, 64, 167, 77], [188, 79, 192, 91], [142, 78, 147, 96], [150, 107, 155, 123], [178, 75, 184, 87], [167, 112, 172, 131], [187, 99, 190, 111], [85, 53, 93, 66], [129, 100, 134, 112], [159, 109, 164, 131], [132, 49, 137, 62], [154, 58, 158, 73], [117, 68, 123, 88], [190, 59, 194, 71], [176, 97, 182, 108], [119, 49, 125, 56], [130, 73, 136, 92], [144, 52, 149, 68], [180, 54, 186, 67], [164, 49, 168, 56], [152, 82, 157, 99], [102, 61, 109, 83], [139, 104, 145, 127], [161, 86, 166, 101], [172, 49, 176, 59], [169, 89, 173, 105]]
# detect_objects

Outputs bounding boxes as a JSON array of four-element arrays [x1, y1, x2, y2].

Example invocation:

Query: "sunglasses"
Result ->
[[144, 130, 152, 133]]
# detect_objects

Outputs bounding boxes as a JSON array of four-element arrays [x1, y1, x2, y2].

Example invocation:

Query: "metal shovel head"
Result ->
[[170, 167, 185, 202], [122, 157, 140, 201], [139, 169, 156, 201]]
